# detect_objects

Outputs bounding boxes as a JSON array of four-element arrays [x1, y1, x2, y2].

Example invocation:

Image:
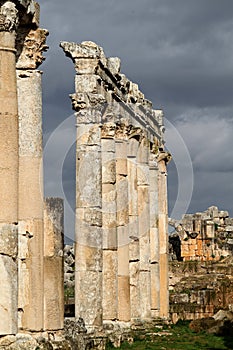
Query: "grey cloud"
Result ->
[[39, 0, 233, 234]]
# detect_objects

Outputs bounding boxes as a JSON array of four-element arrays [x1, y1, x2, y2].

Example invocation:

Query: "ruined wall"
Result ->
[[169, 206, 233, 262], [169, 257, 233, 323], [61, 40, 171, 329]]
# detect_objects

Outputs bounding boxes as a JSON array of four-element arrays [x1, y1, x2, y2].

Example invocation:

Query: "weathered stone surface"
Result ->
[[129, 261, 140, 320], [103, 250, 118, 320], [118, 276, 130, 322], [44, 198, 64, 331], [0, 224, 17, 257], [62, 40, 169, 326], [76, 270, 103, 328], [76, 149, 102, 208], [0, 255, 17, 335], [169, 206, 233, 262]]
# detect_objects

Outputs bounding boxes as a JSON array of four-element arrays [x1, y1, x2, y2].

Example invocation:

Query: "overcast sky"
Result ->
[[39, 0, 233, 238]]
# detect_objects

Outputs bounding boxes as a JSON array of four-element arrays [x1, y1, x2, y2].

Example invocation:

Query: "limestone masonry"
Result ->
[[0, 0, 63, 341], [169, 206, 233, 262], [0, 0, 171, 347], [61, 40, 171, 329]]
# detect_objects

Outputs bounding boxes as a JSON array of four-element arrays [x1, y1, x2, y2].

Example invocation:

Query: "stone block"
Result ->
[[75, 270, 103, 328], [118, 242, 129, 276], [76, 124, 101, 146], [76, 149, 102, 208], [76, 243, 102, 272], [129, 261, 140, 320], [75, 74, 98, 92], [116, 177, 129, 226], [0, 255, 17, 335], [150, 263, 160, 310], [101, 139, 115, 153], [139, 271, 151, 319], [102, 153, 116, 184], [44, 257, 64, 330], [0, 223, 17, 258], [150, 227, 159, 263], [118, 276, 130, 322], [137, 164, 150, 186], [103, 250, 117, 320], [127, 159, 138, 216]]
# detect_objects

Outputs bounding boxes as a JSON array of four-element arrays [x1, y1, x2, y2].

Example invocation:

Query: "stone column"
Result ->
[[137, 137, 151, 320], [128, 135, 140, 321], [44, 198, 64, 331], [61, 41, 106, 329], [116, 123, 130, 322], [16, 27, 48, 331], [101, 124, 118, 321], [157, 150, 171, 318], [0, 1, 19, 335], [149, 144, 160, 317]]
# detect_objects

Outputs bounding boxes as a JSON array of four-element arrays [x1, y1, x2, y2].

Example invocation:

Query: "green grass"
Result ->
[[106, 321, 233, 350]]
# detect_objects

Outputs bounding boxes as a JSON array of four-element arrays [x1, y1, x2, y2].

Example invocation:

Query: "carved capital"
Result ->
[[128, 126, 144, 142], [70, 93, 87, 112], [16, 28, 48, 69], [0, 1, 18, 32], [101, 122, 116, 139], [70, 92, 106, 112], [157, 150, 172, 165], [115, 121, 130, 140]]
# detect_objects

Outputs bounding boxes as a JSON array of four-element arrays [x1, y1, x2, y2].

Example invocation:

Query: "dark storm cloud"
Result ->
[[39, 0, 233, 235]]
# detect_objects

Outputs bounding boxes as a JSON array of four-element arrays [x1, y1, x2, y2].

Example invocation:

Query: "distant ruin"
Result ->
[[169, 206, 233, 262]]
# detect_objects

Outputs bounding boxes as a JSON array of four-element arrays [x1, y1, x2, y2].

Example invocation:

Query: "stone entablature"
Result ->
[[169, 206, 233, 262], [61, 40, 171, 329], [61, 41, 164, 144]]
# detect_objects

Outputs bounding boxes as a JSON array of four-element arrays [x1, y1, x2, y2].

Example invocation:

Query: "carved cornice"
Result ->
[[16, 27, 48, 69], [0, 1, 18, 32]]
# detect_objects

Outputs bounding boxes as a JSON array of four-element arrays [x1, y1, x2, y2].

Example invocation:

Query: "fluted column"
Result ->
[[16, 26, 48, 331], [0, 1, 19, 335]]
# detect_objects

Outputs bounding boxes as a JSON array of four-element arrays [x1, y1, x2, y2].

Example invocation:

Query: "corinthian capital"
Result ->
[[16, 28, 49, 69], [0, 1, 18, 32]]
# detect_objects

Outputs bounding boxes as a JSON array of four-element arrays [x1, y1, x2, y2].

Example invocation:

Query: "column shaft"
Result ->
[[102, 137, 117, 320], [44, 198, 64, 331], [75, 122, 103, 329], [0, 30, 18, 335], [116, 139, 130, 322], [17, 69, 44, 331], [149, 155, 160, 317], [137, 138, 151, 320], [158, 158, 169, 318]]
